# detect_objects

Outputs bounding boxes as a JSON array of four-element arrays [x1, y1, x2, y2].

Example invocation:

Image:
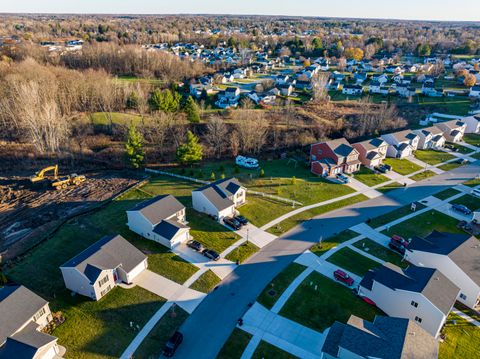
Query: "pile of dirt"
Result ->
[[0, 171, 141, 261]]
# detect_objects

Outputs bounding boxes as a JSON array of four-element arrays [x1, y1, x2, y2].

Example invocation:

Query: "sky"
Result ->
[[1, 0, 479, 22]]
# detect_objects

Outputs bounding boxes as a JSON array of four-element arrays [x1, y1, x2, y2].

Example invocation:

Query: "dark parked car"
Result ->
[[187, 240, 204, 252], [202, 249, 220, 261], [223, 217, 242, 230], [451, 204, 472, 215], [163, 331, 183, 357], [235, 215, 248, 226], [389, 240, 406, 255], [333, 269, 354, 286], [375, 164, 392, 173]]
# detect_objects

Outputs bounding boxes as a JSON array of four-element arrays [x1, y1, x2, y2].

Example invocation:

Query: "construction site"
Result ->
[[0, 166, 142, 261]]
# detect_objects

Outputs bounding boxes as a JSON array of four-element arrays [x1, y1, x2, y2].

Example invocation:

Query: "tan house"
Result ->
[[60, 234, 147, 301], [413, 126, 446, 150], [435, 120, 466, 143], [352, 138, 388, 168]]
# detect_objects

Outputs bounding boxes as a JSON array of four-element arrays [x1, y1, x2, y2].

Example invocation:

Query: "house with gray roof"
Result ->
[[359, 262, 459, 337], [192, 177, 246, 220], [310, 138, 361, 177], [352, 137, 388, 168], [321, 315, 438, 359], [127, 195, 190, 249], [405, 231, 480, 310], [381, 130, 419, 158], [60, 234, 147, 301], [413, 126, 446, 150], [0, 285, 65, 359], [434, 120, 466, 143]]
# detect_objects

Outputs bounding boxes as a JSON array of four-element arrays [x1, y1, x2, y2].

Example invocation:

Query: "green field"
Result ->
[[440, 314, 480, 359], [310, 230, 359, 257], [225, 241, 259, 264], [383, 158, 423, 175], [325, 247, 381, 277], [367, 202, 426, 229], [434, 188, 461, 200], [353, 167, 389, 187], [239, 195, 293, 227], [410, 170, 437, 181], [189, 270, 221, 293], [414, 150, 455, 165], [352, 238, 407, 268]]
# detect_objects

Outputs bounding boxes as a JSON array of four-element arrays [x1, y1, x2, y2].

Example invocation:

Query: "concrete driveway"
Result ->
[[235, 223, 277, 248]]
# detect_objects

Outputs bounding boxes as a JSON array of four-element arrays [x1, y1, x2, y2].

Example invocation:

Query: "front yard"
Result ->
[[352, 167, 389, 187], [310, 230, 359, 257], [462, 133, 480, 147], [217, 328, 253, 359], [225, 241, 259, 263], [367, 202, 425, 229], [434, 188, 461, 200], [410, 170, 436, 181], [451, 194, 480, 211], [189, 270, 221, 293], [325, 247, 381, 277], [414, 149, 455, 165], [352, 238, 407, 268], [383, 158, 423, 175], [440, 313, 480, 359], [280, 272, 383, 333], [252, 341, 296, 359], [438, 161, 463, 172], [239, 195, 293, 227]]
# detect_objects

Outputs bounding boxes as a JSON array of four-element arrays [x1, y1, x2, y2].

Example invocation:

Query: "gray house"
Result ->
[[60, 234, 147, 301], [0, 285, 65, 359], [321, 315, 438, 359]]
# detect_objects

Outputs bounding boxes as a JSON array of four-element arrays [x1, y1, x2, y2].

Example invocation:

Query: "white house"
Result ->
[[358, 263, 459, 338], [381, 130, 419, 158], [396, 84, 416, 98], [413, 126, 446, 150], [435, 120, 466, 142], [60, 234, 147, 301], [127, 195, 190, 249], [342, 84, 363, 96], [372, 73, 388, 84], [0, 285, 65, 359], [460, 115, 480, 134], [405, 231, 480, 310], [469, 85, 480, 98], [192, 177, 246, 220], [278, 83, 293, 96]]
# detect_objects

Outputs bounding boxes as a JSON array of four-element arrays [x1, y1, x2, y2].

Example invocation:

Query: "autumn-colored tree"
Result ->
[[344, 47, 364, 61], [464, 74, 477, 88]]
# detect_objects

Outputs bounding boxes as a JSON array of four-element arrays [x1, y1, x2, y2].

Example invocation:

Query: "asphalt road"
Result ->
[[175, 162, 479, 359]]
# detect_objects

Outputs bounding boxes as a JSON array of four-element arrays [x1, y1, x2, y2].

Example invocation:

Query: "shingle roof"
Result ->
[[355, 137, 387, 151], [60, 235, 147, 284], [194, 177, 243, 211], [128, 195, 185, 225], [153, 219, 188, 240], [324, 138, 357, 157], [360, 263, 459, 315], [408, 231, 480, 286], [389, 130, 418, 143], [0, 285, 48, 346]]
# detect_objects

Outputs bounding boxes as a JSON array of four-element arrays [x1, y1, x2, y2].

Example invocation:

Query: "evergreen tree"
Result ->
[[125, 123, 145, 169], [176, 131, 203, 165], [126, 91, 139, 110], [149, 89, 180, 112], [184, 96, 200, 123]]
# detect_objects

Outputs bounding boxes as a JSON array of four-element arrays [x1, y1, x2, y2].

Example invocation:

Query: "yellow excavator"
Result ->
[[30, 165, 86, 190], [30, 165, 59, 184]]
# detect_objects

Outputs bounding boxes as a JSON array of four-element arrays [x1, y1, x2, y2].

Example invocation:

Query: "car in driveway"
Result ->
[[187, 240, 204, 252], [163, 331, 183, 357], [223, 217, 242, 230], [333, 269, 354, 286], [336, 173, 350, 183], [202, 249, 220, 261], [234, 215, 248, 226], [388, 239, 406, 255], [451, 204, 472, 215], [375, 164, 392, 173]]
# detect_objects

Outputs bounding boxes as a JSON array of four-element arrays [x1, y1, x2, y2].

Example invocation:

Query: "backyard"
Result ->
[[383, 158, 422, 175], [414, 149, 455, 165], [439, 313, 480, 359]]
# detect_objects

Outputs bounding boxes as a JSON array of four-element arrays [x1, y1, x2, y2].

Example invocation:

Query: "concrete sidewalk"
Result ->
[[407, 156, 444, 174], [452, 309, 480, 327], [346, 177, 382, 199], [235, 223, 277, 248]]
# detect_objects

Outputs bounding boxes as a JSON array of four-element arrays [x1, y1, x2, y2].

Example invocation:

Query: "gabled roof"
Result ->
[[435, 119, 465, 130], [354, 137, 387, 151], [194, 177, 243, 211], [128, 195, 185, 225], [322, 315, 438, 359], [0, 285, 48, 345], [387, 129, 418, 143], [322, 138, 357, 157], [408, 231, 480, 286], [360, 263, 459, 315], [60, 235, 147, 284], [0, 322, 57, 359], [153, 219, 189, 240]]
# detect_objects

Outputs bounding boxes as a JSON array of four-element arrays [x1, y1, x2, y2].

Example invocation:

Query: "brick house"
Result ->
[[310, 138, 361, 177]]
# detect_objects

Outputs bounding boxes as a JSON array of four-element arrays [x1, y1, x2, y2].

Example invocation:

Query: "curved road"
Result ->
[[175, 162, 479, 359]]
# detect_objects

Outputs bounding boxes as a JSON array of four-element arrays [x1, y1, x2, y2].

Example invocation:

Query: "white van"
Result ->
[[471, 188, 480, 198]]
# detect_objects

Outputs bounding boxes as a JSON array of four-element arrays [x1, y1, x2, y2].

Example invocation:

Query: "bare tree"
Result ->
[[234, 110, 269, 154], [204, 116, 228, 158], [311, 72, 330, 103]]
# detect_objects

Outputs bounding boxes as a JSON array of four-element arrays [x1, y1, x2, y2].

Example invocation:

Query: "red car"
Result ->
[[361, 297, 376, 306], [334, 269, 354, 286]]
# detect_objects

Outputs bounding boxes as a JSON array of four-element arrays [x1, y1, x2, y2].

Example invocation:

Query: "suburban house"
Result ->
[[359, 263, 459, 337], [127, 195, 190, 249], [469, 85, 480, 98], [405, 231, 480, 309], [396, 84, 416, 98], [60, 234, 148, 301], [434, 120, 466, 142], [342, 84, 363, 96], [381, 130, 419, 158], [352, 138, 388, 168], [321, 315, 438, 359], [422, 82, 443, 97], [413, 126, 446, 150], [192, 177, 246, 220], [310, 138, 361, 177], [278, 83, 293, 96], [372, 73, 388, 84], [0, 285, 65, 359], [461, 115, 480, 134]]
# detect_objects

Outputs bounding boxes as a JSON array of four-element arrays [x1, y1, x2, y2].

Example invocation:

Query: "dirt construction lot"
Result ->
[[0, 171, 141, 260]]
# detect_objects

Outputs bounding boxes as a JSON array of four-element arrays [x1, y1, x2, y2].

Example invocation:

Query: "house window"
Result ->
[[460, 293, 467, 300], [415, 316, 422, 323], [411, 300, 418, 308], [100, 285, 112, 297], [98, 275, 109, 288], [33, 307, 46, 321]]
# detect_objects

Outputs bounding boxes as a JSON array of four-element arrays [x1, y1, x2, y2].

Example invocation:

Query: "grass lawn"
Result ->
[[252, 341, 297, 359], [352, 238, 407, 268], [239, 195, 293, 227], [438, 161, 463, 171], [133, 306, 188, 359], [217, 328, 253, 359], [257, 262, 307, 309], [310, 230, 359, 257], [434, 188, 461, 200], [52, 287, 165, 359], [410, 170, 437, 181], [189, 270, 221, 293], [462, 134, 480, 147], [325, 247, 381, 277], [381, 210, 464, 239], [267, 194, 369, 236], [440, 313, 480, 359], [414, 150, 455, 165], [383, 158, 423, 175], [448, 142, 474, 154], [377, 182, 403, 193], [367, 202, 426, 229], [464, 178, 480, 187], [225, 241, 259, 264], [472, 152, 480, 160], [451, 195, 480, 211], [352, 167, 389, 187], [280, 272, 383, 333]]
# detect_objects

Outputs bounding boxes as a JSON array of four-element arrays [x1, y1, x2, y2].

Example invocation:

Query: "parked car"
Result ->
[[375, 164, 391, 173], [163, 331, 183, 357], [234, 215, 248, 226], [235, 155, 259, 169], [451, 204, 472, 215], [202, 249, 220, 261], [389, 240, 406, 255], [223, 217, 242, 230], [333, 269, 354, 286], [187, 240, 204, 252], [336, 173, 350, 183], [390, 234, 409, 247]]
